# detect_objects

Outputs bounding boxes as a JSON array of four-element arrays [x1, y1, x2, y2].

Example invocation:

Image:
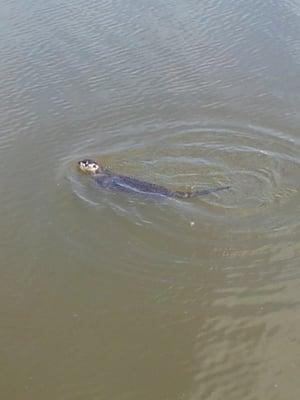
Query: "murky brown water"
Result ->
[[1, 0, 300, 399]]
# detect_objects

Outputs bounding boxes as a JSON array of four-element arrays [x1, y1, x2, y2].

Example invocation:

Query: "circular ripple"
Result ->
[[62, 121, 300, 266]]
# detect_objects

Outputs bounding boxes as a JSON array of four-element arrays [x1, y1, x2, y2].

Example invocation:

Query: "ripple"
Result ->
[[66, 122, 300, 234], [58, 121, 300, 287]]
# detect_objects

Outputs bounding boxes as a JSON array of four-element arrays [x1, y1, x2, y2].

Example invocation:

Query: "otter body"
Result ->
[[95, 171, 173, 196], [78, 159, 230, 199]]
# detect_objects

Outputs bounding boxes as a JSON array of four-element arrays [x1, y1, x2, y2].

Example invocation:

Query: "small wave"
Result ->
[[60, 121, 300, 281], [68, 122, 299, 219]]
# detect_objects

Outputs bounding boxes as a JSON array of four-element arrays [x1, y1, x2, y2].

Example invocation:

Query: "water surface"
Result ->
[[1, 0, 300, 399]]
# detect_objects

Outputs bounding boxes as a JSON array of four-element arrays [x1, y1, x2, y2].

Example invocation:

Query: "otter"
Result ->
[[78, 159, 230, 199]]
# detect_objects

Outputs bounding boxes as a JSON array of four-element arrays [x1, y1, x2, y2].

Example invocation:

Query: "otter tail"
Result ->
[[173, 186, 230, 199]]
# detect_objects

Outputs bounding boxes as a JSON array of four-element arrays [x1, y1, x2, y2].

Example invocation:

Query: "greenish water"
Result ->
[[1, 0, 300, 399]]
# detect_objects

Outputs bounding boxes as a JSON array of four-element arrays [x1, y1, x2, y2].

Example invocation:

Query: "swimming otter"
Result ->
[[78, 159, 230, 199]]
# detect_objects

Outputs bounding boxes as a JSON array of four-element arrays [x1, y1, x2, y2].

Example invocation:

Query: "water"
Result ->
[[1, 0, 300, 399]]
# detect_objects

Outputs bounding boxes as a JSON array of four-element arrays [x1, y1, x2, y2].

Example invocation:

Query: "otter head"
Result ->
[[78, 159, 102, 175]]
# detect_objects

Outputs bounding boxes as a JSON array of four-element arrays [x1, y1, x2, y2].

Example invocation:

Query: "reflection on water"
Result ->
[[1, 0, 300, 399]]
